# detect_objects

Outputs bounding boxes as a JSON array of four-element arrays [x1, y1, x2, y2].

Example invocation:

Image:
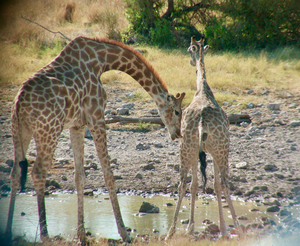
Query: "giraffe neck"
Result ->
[[195, 47, 219, 107], [54, 37, 168, 105]]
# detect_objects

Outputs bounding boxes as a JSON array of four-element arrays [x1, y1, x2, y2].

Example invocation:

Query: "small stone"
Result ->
[[84, 189, 94, 196], [61, 175, 68, 181], [5, 159, 14, 167], [247, 102, 255, 108], [140, 163, 155, 171], [114, 175, 123, 180], [274, 173, 284, 179], [238, 215, 248, 220], [85, 128, 93, 138], [240, 122, 248, 127], [268, 103, 281, 110], [264, 164, 278, 171], [149, 109, 158, 115], [235, 161, 248, 169], [180, 219, 189, 224], [290, 121, 300, 127], [139, 201, 159, 213], [266, 205, 280, 212], [205, 224, 220, 235], [247, 89, 254, 94], [279, 209, 292, 217], [117, 108, 129, 115], [121, 103, 135, 109], [135, 173, 143, 179], [126, 93, 135, 99], [136, 143, 150, 150], [288, 103, 297, 108]]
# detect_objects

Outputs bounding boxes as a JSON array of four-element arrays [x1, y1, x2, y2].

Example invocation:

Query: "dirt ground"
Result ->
[[1, 85, 300, 239]]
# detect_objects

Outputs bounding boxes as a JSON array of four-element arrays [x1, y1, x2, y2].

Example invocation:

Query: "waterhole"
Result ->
[[0, 193, 275, 242]]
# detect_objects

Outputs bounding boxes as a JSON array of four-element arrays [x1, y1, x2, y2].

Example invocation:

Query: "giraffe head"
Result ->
[[187, 36, 209, 66], [159, 92, 185, 140]]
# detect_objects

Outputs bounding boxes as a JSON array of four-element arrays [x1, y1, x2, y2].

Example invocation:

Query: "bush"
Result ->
[[205, 0, 300, 50]]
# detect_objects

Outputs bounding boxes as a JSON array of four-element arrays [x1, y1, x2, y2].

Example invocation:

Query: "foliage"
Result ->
[[205, 0, 300, 50], [125, 0, 209, 47]]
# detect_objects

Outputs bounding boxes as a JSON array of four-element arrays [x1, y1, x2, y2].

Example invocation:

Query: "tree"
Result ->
[[125, 0, 211, 47]]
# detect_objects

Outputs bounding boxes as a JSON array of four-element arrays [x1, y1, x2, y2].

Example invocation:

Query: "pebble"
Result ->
[[290, 121, 300, 127], [268, 103, 281, 110], [235, 162, 248, 169]]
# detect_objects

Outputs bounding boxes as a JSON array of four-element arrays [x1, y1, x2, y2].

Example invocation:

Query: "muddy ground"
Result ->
[[1, 85, 300, 240]]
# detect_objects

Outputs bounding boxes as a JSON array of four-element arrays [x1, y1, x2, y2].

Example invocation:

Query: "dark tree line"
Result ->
[[125, 0, 300, 49]]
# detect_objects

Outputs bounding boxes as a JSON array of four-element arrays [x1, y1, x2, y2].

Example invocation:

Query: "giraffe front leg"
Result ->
[[166, 165, 188, 240], [70, 127, 86, 243], [32, 158, 49, 241], [213, 163, 226, 235], [92, 124, 131, 243]]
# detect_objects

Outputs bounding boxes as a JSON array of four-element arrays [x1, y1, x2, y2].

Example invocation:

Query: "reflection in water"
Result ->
[[0, 193, 271, 241]]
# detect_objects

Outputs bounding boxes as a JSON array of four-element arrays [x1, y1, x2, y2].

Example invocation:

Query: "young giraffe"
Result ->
[[166, 36, 239, 239], [5, 36, 185, 243]]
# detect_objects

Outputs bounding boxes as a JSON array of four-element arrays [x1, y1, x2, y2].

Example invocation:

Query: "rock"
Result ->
[[205, 187, 214, 194], [267, 103, 281, 110], [247, 102, 255, 108], [264, 164, 278, 171], [0, 163, 11, 172], [45, 180, 61, 189], [288, 103, 297, 108], [84, 189, 94, 196], [5, 159, 14, 167], [117, 108, 129, 115], [279, 209, 292, 217], [136, 143, 150, 150], [180, 219, 189, 224], [205, 224, 220, 235], [266, 205, 280, 212], [114, 175, 123, 180], [61, 175, 68, 181], [240, 122, 248, 127], [121, 103, 135, 109], [238, 215, 248, 220], [149, 109, 158, 115], [1, 184, 11, 191], [126, 93, 135, 98], [235, 161, 248, 169], [153, 141, 163, 148], [139, 201, 159, 213], [85, 128, 93, 138], [140, 163, 155, 171], [290, 121, 300, 127], [135, 173, 143, 179], [274, 173, 284, 179]]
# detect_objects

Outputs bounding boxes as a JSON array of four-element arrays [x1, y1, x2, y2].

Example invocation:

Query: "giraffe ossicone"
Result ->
[[5, 36, 185, 243], [166, 36, 240, 240]]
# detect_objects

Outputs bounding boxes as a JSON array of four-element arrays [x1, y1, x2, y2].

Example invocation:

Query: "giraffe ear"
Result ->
[[203, 45, 210, 54], [175, 92, 185, 104]]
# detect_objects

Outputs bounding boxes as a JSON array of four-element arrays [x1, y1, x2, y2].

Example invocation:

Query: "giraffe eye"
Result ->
[[175, 110, 180, 116]]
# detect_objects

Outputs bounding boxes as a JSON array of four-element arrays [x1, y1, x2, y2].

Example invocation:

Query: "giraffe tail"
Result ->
[[13, 99, 29, 192], [199, 151, 207, 193], [199, 124, 208, 193]]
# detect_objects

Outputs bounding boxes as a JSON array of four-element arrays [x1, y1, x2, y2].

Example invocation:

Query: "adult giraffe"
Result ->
[[166, 36, 239, 239], [5, 36, 185, 243]]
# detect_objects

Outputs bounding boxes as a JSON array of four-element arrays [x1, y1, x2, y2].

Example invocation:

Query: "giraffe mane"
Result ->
[[85, 36, 168, 92]]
